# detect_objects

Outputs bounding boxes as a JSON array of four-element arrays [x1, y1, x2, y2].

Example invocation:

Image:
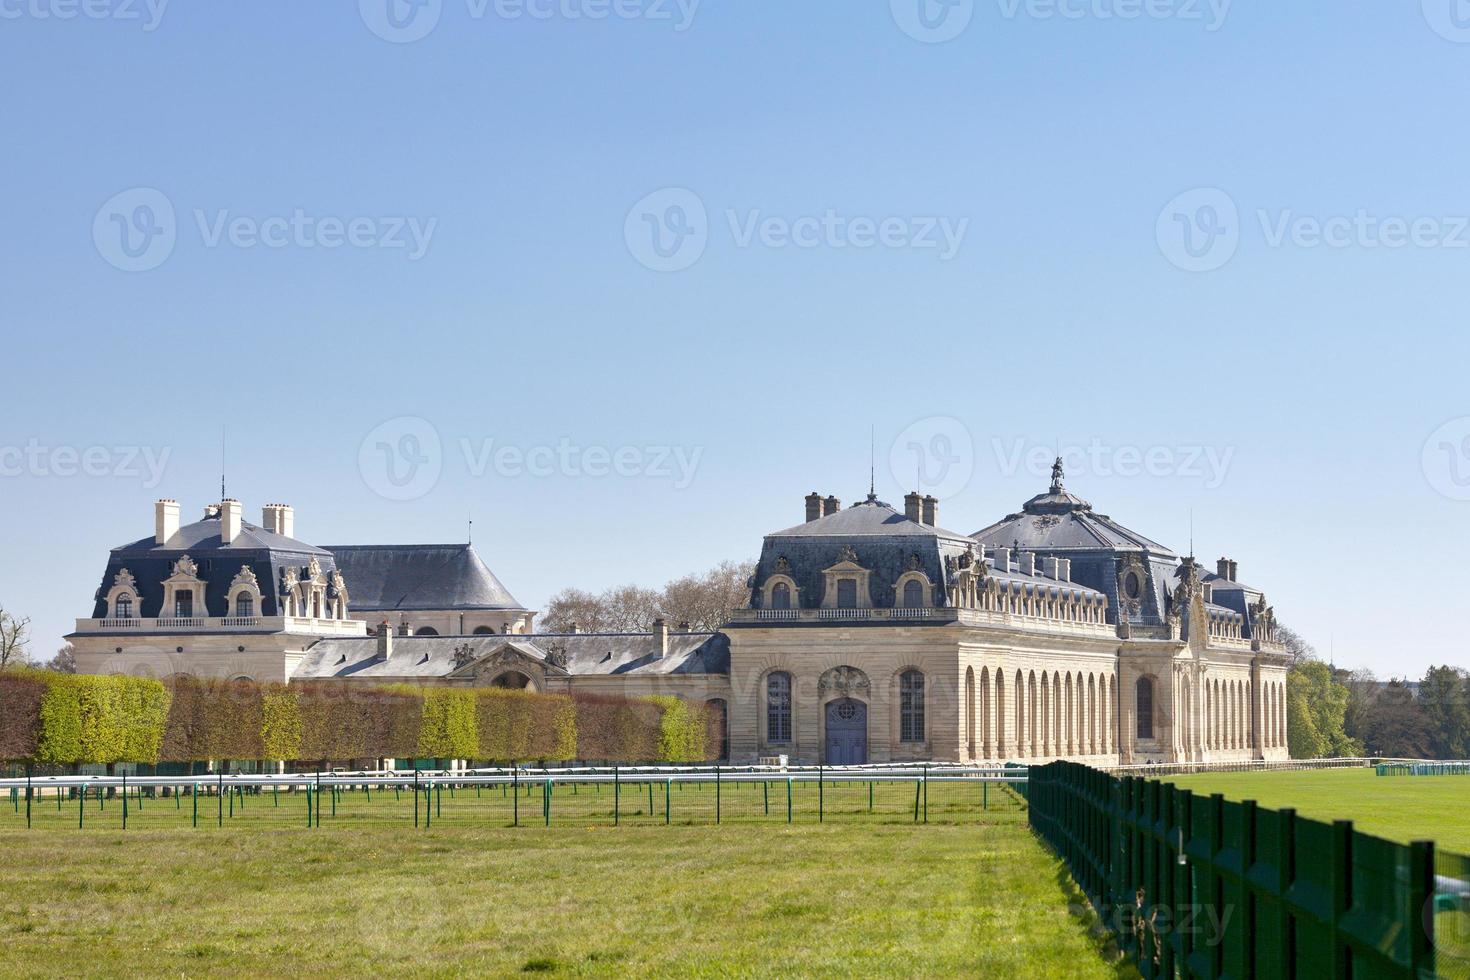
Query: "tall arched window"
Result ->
[[900, 670, 925, 742], [771, 582, 792, 610], [902, 579, 924, 608], [234, 594, 254, 618], [1136, 677, 1155, 740], [115, 595, 133, 619], [767, 672, 792, 744]]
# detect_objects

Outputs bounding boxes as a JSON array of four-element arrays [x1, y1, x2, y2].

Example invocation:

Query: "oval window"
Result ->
[[1124, 572, 1142, 599]]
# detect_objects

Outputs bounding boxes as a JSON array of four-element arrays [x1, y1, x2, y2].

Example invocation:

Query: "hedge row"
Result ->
[[0, 671, 715, 765]]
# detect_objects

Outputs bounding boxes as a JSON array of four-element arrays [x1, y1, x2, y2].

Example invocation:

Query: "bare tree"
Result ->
[[541, 588, 612, 633], [660, 559, 756, 631], [1275, 624, 1316, 663], [601, 585, 663, 633], [43, 643, 77, 673], [0, 606, 31, 669], [540, 559, 756, 635]]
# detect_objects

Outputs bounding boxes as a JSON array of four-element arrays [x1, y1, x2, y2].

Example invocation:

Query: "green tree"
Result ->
[[1360, 679, 1434, 759], [1286, 660, 1361, 758], [1419, 665, 1470, 759]]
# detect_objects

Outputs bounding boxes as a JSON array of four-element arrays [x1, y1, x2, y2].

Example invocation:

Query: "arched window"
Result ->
[[234, 594, 254, 618], [115, 595, 134, 619], [902, 579, 924, 608], [771, 582, 792, 610], [900, 670, 925, 742], [473, 626, 495, 635], [767, 672, 792, 744], [836, 579, 857, 608], [415, 627, 440, 636], [1136, 677, 1155, 740]]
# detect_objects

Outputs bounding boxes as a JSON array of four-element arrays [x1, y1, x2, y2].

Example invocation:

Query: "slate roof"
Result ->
[[971, 474, 1176, 556], [322, 544, 524, 612], [90, 512, 337, 619], [292, 631, 729, 680]]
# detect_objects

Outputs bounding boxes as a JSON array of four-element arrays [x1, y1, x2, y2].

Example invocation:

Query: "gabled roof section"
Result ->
[[322, 544, 524, 612], [768, 496, 971, 543]]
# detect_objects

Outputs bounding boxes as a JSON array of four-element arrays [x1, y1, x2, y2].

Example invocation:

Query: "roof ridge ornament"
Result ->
[[1050, 456, 1065, 494]]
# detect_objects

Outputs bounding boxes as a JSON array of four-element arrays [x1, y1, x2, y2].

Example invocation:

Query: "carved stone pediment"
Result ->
[[306, 556, 324, 583], [230, 565, 260, 592], [171, 555, 199, 579], [836, 545, 859, 565], [113, 568, 138, 593], [818, 665, 871, 698]]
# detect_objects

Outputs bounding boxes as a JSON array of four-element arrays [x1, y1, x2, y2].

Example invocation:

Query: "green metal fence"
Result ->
[[1029, 760, 1468, 979], [1376, 763, 1470, 777]]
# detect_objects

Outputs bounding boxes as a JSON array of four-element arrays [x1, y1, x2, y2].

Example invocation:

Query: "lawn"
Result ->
[[1160, 768, 1470, 854], [0, 781, 1135, 977]]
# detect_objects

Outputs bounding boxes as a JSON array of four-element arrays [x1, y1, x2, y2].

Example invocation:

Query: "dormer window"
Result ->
[[836, 579, 857, 608], [771, 582, 792, 610], [234, 595, 254, 618], [175, 591, 193, 618], [902, 579, 923, 608], [115, 595, 134, 619]]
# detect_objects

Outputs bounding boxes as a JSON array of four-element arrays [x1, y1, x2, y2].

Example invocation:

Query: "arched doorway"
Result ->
[[824, 698, 867, 765], [492, 671, 531, 690]]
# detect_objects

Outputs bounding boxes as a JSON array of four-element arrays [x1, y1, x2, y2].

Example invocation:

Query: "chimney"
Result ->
[[376, 620, 393, 661], [677, 621, 691, 632], [992, 547, 1011, 573], [921, 495, 938, 527], [1058, 559, 1072, 582], [263, 503, 295, 539], [1217, 558, 1231, 581], [652, 618, 669, 658], [1229, 560, 1238, 582], [1017, 552, 1036, 576], [568, 622, 579, 635], [155, 499, 179, 545], [824, 495, 841, 515], [806, 492, 824, 523], [904, 491, 923, 523], [220, 499, 242, 544], [1044, 557, 1062, 580]]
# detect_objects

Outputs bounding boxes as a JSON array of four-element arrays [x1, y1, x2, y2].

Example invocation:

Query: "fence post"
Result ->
[[544, 780, 551, 827], [121, 773, 128, 830], [764, 780, 769, 816], [192, 783, 198, 828], [25, 765, 31, 829], [414, 770, 420, 828], [79, 783, 84, 830], [1331, 820, 1352, 977], [218, 774, 224, 828], [513, 766, 519, 827], [716, 765, 721, 825], [923, 765, 928, 824], [665, 779, 671, 825], [787, 778, 792, 824], [614, 765, 620, 827], [818, 765, 824, 824], [1409, 839, 1435, 977]]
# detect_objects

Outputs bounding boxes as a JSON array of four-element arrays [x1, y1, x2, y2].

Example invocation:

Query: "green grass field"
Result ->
[[0, 780, 1136, 977], [1160, 768, 1470, 853]]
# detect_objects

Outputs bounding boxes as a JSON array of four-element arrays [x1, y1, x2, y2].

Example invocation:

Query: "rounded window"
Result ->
[[1124, 572, 1142, 599]]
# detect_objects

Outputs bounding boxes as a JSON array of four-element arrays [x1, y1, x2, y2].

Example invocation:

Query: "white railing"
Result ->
[[75, 616, 367, 636], [220, 617, 261, 627], [96, 618, 142, 628]]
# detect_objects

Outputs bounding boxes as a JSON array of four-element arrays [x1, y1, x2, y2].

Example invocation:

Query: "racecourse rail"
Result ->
[[0, 763, 1030, 829]]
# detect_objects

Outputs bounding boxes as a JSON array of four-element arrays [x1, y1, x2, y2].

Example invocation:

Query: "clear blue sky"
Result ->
[[2, 1, 1467, 678]]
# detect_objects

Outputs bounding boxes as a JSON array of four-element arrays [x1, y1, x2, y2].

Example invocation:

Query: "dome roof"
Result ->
[[971, 460, 1176, 556]]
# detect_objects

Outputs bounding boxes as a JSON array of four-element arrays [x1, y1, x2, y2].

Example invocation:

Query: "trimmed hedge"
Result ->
[[0, 670, 713, 765]]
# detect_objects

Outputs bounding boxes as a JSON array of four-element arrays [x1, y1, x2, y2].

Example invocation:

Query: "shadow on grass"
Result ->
[[1041, 842, 1141, 979]]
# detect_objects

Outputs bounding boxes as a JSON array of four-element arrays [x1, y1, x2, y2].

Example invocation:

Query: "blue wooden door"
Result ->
[[825, 698, 868, 765]]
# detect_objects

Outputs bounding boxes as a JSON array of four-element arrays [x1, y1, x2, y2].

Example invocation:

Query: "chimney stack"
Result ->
[[904, 492, 923, 523], [262, 503, 295, 539], [1229, 560, 1238, 582], [992, 547, 1011, 573], [806, 492, 824, 523], [1058, 559, 1072, 582], [1017, 552, 1036, 576], [1216, 558, 1239, 582], [921, 495, 938, 526], [652, 618, 669, 658], [824, 495, 841, 515], [376, 620, 393, 661], [220, 499, 242, 544], [155, 499, 179, 545], [1044, 557, 1062, 580]]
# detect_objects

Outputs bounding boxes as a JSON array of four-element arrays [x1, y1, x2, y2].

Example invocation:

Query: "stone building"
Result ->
[[71, 471, 1292, 765]]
